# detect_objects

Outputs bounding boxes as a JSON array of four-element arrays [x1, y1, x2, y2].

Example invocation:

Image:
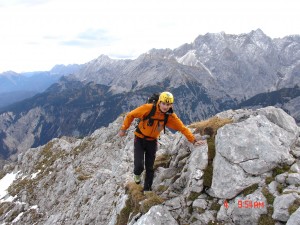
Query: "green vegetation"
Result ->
[[242, 183, 259, 196], [7, 140, 69, 206], [262, 187, 275, 205], [272, 165, 290, 177], [203, 137, 215, 188], [194, 207, 205, 214], [277, 183, 284, 194], [288, 198, 300, 215], [7, 178, 35, 197], [34, 141, 64, 173], [265, 176, 275, 185], [187, 191, 201, 201], [156, 185, 168, 194], [210, 201, 221, 211], [258, 206, 275, 225]]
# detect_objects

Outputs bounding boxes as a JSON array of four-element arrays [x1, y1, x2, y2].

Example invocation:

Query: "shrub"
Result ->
[[203, 137, 215, 188], [242, 183, 259, 196], [265, 176, 274, 184], [258, 206, 275, 225], [272, 165, 290, 177], [262, 187, 275, 205], [288, 198, 300, 215], [187, 191, 201, 201]]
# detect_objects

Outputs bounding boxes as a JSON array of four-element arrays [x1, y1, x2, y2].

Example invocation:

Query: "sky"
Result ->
[[0, 0, 299, 73]]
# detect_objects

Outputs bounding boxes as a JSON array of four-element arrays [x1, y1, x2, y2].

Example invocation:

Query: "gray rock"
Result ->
[[286, 206, 300, 225], [286, 173, 300, 185], [276, 173, 288, 184], [192, 198, 208, 209], [217, 191, 267, 225], [273, 193, 299, 222], [210, 107, 297, 199], [208, 152, 261, 199], [133, 205, 178, 225], [290, 161, 300, 173], [1, 106, 300, 225]]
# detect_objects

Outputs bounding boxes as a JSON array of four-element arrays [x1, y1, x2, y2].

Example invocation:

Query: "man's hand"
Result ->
[[118, 130, 126, 137], [194, 140, 206, 146]]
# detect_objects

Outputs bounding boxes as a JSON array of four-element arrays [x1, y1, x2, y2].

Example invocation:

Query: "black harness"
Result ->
[[135, 103, 173, 139]]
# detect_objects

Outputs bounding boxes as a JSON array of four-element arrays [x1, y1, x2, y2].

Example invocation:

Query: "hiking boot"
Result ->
[[134, 175, 141, 184], [143, 190, 152, 195], [143, 188, 152, 195]]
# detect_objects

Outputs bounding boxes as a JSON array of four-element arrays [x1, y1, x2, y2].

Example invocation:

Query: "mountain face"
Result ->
[[0, 64, 82, 109], [1, 106, 299, 224], [0, 29, 300, 163], [239, 85, 300, 123], [72, 29, 300, 101], [0, 76, 235, 163]]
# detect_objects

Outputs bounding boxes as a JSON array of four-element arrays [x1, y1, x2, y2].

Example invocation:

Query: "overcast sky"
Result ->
[[0, 0, 299, 73]]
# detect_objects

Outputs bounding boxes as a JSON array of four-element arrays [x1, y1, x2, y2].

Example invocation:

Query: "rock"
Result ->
[[290, 161, 300, 173], [217, 190, 267, 225], [1, 106, 300, 225], [210, 107, 297, 199], [192, 198, 208, 209], [272, 193, 299, 222], [286, 206, 300, 225], [286, 173, 300, 185], [133, 205, 178, 225]]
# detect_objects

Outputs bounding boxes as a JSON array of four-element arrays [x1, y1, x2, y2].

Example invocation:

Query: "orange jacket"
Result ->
[[120, 103, 195, 143]]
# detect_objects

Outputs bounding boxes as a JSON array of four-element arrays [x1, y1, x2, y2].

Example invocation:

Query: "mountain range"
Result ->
[[0, 64, 82, 109], [0, 28, 300, 166]]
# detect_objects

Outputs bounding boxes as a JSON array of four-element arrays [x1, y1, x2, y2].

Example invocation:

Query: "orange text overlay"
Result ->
[[223, 200, 265, 209]]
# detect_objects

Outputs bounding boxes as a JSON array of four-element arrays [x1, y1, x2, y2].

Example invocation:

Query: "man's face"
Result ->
[[159, 102, 173, 113]]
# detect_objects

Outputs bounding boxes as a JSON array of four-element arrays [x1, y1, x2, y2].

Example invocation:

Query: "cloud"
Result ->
[[77, 29, 110, 41], [0, 0, 50, 7], [0, 0, 300, 73], [60, 28, 118, 48]]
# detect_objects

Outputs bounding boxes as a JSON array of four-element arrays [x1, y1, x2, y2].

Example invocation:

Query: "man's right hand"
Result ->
[[118, 130, 126, 137]]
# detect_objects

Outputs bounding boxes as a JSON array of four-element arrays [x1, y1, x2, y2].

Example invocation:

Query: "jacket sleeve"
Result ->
[[166, 113, 196, 143], [120, 104, 151, 130]]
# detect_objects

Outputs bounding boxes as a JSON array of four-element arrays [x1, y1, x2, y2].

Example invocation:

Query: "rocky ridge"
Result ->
[[0, 106, 299, 224]]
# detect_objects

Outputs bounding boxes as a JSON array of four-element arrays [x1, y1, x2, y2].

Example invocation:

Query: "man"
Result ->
[[118, 91, 205, 193]]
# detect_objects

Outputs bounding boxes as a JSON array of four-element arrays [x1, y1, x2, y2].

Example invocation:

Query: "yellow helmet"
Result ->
[[159, 92, 174, 104]]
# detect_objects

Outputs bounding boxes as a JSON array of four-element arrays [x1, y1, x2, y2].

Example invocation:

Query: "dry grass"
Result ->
[[125, 182, 145, 208], [140, 192, 164, 213], [116, 182, 165, 225], [154, 154, 172, 170], [289, 198, 300, 215], [189, 116, 232, 137]]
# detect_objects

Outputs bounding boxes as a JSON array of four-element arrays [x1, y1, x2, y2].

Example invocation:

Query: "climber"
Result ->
[[118, 91, 206, 193]]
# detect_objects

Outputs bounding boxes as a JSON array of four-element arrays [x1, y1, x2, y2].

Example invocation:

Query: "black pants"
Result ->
[[134, 136, 157, 191]]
